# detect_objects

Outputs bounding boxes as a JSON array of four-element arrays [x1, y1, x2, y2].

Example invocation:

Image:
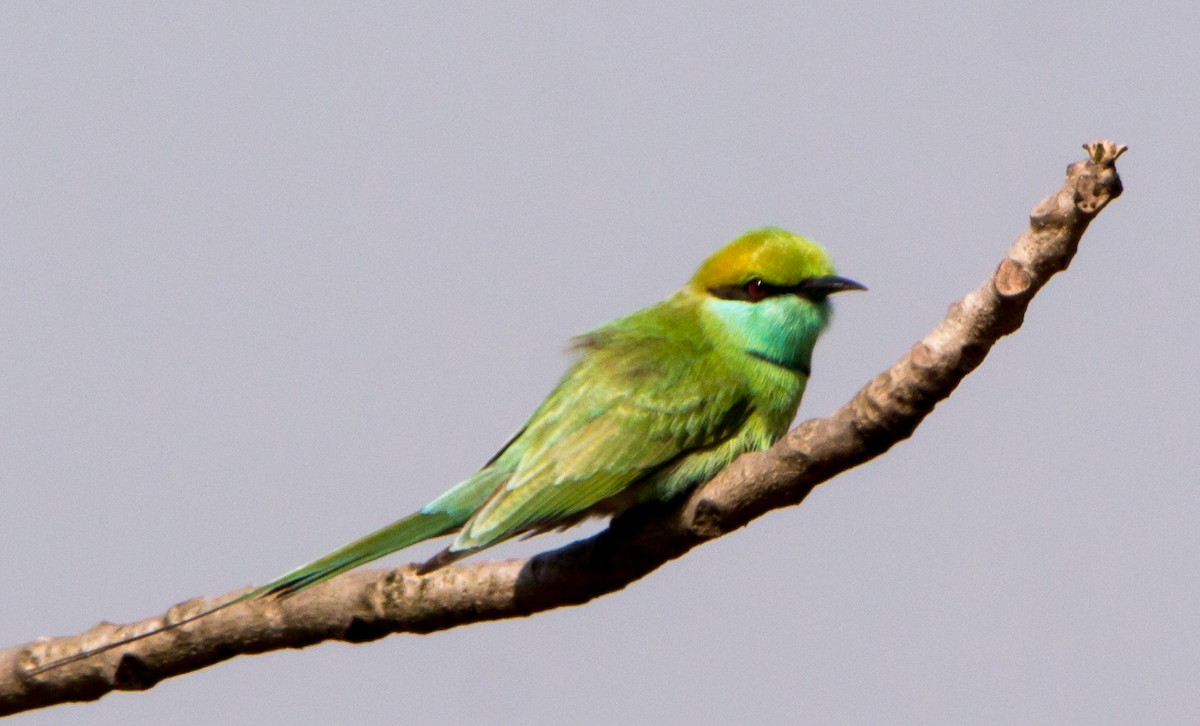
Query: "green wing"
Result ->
[[451, 299, 752, 552]]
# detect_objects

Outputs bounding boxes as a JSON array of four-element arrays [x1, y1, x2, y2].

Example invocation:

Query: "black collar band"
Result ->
[[749, 350, 810, 376]]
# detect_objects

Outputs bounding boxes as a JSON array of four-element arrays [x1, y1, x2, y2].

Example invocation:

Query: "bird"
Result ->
[[32, 226, 863, 673]]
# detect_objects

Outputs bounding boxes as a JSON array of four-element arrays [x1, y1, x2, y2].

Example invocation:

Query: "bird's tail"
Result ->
[[29, 509, 460, 675], [29, 589, 258, 674], [30, 463, 512, 674], [256, 509, 460, 597]]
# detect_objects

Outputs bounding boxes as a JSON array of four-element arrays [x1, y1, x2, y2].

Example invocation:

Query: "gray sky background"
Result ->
[[2, 3, 1197, 724]]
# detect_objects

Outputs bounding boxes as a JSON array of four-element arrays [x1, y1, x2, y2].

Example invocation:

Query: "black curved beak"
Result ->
[[796, 275, 867, 299]]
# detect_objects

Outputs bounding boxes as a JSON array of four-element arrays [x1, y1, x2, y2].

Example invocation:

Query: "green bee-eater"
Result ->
[[36, 227, 862, 672]]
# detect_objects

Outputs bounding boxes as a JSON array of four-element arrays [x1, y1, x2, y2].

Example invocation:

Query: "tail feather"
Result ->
[[29, 591, 257, 674], [259, 510, 459, 598], [31, 464, 511, 674], [30, 510, 460, 674]]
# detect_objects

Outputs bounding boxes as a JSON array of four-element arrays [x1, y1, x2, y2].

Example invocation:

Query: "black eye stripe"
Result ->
[[708, 281, 795, 302], [708, 275, 864, 302]]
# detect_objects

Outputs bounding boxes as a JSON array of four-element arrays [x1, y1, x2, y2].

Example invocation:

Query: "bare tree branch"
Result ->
[[0, 140, 1126, 717]]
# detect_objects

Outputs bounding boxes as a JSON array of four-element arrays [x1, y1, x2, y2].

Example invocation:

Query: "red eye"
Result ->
[[745, 278, 767, 300]]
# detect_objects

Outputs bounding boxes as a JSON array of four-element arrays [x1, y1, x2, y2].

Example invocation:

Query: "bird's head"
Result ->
[[688, 227, 864, 376]]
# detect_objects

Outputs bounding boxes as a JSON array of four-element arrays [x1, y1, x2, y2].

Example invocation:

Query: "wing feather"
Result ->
[[454, 299, 752, 550]]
